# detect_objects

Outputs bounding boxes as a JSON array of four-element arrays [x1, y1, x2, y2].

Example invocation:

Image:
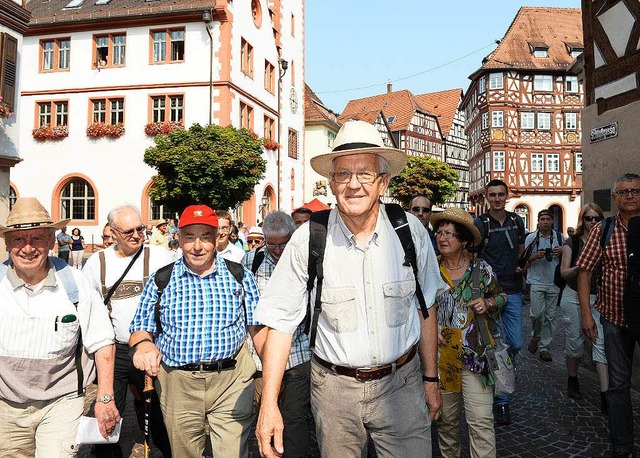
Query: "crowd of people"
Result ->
[[1, 119, 639, 458]]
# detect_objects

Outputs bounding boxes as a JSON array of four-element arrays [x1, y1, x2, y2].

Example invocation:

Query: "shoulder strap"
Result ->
[[223, 258, 245, 285], [385, 203, 429, 320], [569, 235, 580, 266], [103, 245, 144, 307], [482, 214, 490, 245], [555, 230, 562, 247], [509, 212, 525, 240], [472, 259, 499, 371], [153, 262, 176, 335], [306, 209, 330, 349], [600, 216, 615, 250], [251, 249, 266, 274], [143, 247, 150, 285], [99, 251, 107, 297]]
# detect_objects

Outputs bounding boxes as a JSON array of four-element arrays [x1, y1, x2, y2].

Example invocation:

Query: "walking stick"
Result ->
[[143, 374, 154, 458]]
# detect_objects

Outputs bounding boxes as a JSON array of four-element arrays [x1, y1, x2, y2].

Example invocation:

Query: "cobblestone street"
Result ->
[[79, 300, 640, 457]]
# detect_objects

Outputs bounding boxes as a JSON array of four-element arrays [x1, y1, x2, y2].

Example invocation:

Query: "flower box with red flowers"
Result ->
[[86, 123, 125, 139], [262, 139, 281, 151], [32, 125, 69, 141], [144, 120, 184, 137]]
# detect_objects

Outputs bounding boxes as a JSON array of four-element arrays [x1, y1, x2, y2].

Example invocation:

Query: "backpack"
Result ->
[[152, 258, 246, 335], [0, 257, 84, 395], [251, 249, 266, 275], [479, 211, 525, 252], [305, 204, 429, 350], [553, 235, 579, 289]]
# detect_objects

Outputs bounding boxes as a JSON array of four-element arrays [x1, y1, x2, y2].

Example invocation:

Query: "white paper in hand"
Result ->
[[75, 416, 123, 445]]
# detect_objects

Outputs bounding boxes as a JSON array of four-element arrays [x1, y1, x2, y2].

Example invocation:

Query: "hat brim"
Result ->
[[0, 219, 71, 237], [430, 212, 482, 246], [310, 146, 408, 178]]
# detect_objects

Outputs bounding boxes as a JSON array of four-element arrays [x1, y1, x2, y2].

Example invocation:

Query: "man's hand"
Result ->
[[256, 402, 284, 457], [94, 400, 120, 439], [423, 381, 442, 421], [529, 251, 545, 263], [132, 341, 162, 376], [581, 309, 598, 342]]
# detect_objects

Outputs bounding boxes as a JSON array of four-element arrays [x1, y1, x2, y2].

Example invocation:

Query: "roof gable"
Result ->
[[416, 88, 462, 136], [304, 84, 339, 126]]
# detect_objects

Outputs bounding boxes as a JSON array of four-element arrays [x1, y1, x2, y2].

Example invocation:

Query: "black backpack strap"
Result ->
[[385, 204, 429, 319], [569, 235, 580, 266], [153, 262, 175, 335], [251, 249, 266, 274], [306, 210, 330, 349], [223, 258, 248, 325], [600, 216, 615, 250]]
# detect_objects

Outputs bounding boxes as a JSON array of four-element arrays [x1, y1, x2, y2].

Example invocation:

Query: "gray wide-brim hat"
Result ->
[[310, 120, 407, 178], [0, 197, 70, 237]]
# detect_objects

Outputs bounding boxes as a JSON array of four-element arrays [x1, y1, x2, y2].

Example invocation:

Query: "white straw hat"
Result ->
[[0, 197, 70, 237]]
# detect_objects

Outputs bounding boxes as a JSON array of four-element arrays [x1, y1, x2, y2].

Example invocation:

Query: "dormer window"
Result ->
[[529, 42, 549, 58], [565, 42, 583, 58]]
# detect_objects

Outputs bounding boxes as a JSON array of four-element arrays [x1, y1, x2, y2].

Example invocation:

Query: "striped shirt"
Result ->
[[130, 256, 261, 366], [243, 247, 311, 371], [576, 214, 627, 327]]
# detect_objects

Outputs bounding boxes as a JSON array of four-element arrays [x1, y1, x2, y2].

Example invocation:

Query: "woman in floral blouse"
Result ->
[[431, 208, 506, 458]]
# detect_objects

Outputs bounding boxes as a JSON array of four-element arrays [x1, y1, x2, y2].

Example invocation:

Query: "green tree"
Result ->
[[389, 155, 459, 205], [144, 123, 266, 211]]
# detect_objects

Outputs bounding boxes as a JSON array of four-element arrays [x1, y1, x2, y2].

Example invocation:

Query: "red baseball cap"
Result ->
[[178, 205, 218, 228]]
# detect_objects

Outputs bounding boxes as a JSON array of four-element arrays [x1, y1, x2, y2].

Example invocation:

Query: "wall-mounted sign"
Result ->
[[590, 122, 618, 144]]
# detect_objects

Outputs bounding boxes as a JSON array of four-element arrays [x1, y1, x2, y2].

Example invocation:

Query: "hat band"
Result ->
[[9, 222, 53, 229], [332, 142, 381, 153]]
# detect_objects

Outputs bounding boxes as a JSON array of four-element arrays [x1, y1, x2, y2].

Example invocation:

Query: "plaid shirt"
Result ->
[[130, 255, 261, 366], [576, 214, 628, 327], [243, 247, 311, 371]]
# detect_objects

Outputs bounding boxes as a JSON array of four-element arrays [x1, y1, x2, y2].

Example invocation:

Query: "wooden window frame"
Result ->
[[531, 153, 544, 173], [39, 37, 71, 73], [288, 128, 298, 159], [263, 115, 275, 140], [491, 110, 503, 128], [241, 38, 254, 78], [565, 75, 579, 94], [481, 112, 489, 130], [520, 112, 535, 130], [537, 112, 551, 131], [546, 153, 560, 173], [565, 112, 577, 131], [35, 100, 69, 128], [148, 94, 185, 123], [92, 32, 126, 69], [493, 151, 505, 172], [264, 60, 275, 93], [239, 101, 254, 131], [149, 28, 185, 64], [0, 32, 18, 111], [533, 74, 553, 92], [489, 72, 503, 90], [478, 75, 486, 94], [89, 97, 125, 125], [59, 177, 97, 222]]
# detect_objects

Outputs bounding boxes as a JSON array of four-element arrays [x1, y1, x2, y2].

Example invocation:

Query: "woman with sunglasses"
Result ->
[[559, 203, 608, 412]]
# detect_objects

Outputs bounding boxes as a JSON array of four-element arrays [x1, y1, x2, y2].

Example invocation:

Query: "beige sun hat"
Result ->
[[0, 197, 71, 237], [310, 120, 407, 178], [429, 207, 482, 246]]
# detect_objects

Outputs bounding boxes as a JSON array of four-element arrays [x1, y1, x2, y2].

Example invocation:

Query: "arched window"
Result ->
[[514, 204, 530, 232], [149, 198, 173, 221], [9, 185, 17, 210], [60, 178, 95, 220]]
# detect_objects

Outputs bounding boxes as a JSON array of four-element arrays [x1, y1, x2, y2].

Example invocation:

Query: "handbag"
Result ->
[[471, 259, 516, 395]]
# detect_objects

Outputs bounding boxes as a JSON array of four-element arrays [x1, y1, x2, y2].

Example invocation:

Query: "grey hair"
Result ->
[[613, 173, 640, 190], [107, 204, 142, 227], [329, 154, 391, 175], [263, 211, 296, 238]]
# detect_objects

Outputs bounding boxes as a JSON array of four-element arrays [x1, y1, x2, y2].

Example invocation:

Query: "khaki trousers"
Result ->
[[310, 354, 431, 458], [156, 344, 256, 458], [0, 392, 84, 458], [438, 369, 496, 458]]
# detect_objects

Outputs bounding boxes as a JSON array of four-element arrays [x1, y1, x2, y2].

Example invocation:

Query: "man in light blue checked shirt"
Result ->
[[243, 210, 312, 456], [129, 205, 264, 458]]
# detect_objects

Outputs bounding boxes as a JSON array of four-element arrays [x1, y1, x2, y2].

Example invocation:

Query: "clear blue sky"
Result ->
[[305, 0, 581, 113]]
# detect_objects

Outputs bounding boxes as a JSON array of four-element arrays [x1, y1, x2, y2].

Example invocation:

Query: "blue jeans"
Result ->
[[495, 293, 522, 406], [602, 317, 638, 455]]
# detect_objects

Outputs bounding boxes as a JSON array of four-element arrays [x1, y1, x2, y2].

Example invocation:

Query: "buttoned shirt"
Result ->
[[256, 205, 447, 368], [577, 215, 628, 327], [130, 255, 261, 366], [0, 260, 114, 403], [524, 230, 563, 286], [218, 242, 246, 264], [243, 247, 311, 371]]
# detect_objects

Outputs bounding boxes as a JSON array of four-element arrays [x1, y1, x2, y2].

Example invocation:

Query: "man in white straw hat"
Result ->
[[0, 197, 118, 456], [255, 120, 447, 457]]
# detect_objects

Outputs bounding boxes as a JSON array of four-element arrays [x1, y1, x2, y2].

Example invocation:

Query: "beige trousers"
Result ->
[[0, 392, 84, 458], [156, 344, 256, 458], [438, 369, 496, 458]]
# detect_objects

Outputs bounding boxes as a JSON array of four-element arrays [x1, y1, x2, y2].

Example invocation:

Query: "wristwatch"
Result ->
[[97, 394, 114, 404]]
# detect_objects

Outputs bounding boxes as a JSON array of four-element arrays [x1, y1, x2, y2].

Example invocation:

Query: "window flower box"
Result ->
[[0, 96, 12, 119], [262, 139, 280, 151], [144, 120, 184, 137], [86, 123, 125, 139], [32, 125, 69, 141]]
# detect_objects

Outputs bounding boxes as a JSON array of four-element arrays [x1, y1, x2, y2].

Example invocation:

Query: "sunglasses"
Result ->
[[248, 239, 263, 245], [411, 206, 431, 213], [112, 225, 146, 237], [583, 216, 603, 222]]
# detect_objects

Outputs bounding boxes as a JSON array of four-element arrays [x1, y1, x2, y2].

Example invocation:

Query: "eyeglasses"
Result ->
[[101, 234, 112, 239], [266, 242, 288, 250], [331, 171, 385, 185], [218, 227, 230, 234], [248, 239, 263, 245], [614, 188, 640, 197], [411, 206, 431, 213], [583, 216, 603, 222], [112, 225, 145, 238], [435, 230, 458, 239]]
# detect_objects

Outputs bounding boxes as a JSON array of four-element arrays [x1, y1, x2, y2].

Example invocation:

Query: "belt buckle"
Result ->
[[355, 369, 366, 382]]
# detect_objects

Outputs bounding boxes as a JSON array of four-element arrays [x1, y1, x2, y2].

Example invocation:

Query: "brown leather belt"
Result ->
[[313, 345, 417, 381]]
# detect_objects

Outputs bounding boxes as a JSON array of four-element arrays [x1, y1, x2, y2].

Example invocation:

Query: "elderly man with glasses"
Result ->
[[83, 205, 174, 457], [247, 226, 265, 250]]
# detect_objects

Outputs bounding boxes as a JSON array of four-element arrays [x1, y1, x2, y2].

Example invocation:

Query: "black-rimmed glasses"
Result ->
[[411, 206, 431, 213], [583, 216, 603, 222]]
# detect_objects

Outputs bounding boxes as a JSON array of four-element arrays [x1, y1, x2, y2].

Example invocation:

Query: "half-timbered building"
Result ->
[[579, 0, 640, 214], [461, 7, 584, 231], [417, 89, 469, 209]]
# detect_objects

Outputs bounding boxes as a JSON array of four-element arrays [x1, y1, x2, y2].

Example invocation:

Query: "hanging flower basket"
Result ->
[[262, 139, 281, 151], [32, 125, 69, 141], [86, 123, 125, 139], [0, 96, 12, 119], [144, 120, 184, 137]]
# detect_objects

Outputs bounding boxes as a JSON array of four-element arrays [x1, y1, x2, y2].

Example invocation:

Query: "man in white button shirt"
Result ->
[[255, 120, 446, 457], [215, 210, 245, 263]]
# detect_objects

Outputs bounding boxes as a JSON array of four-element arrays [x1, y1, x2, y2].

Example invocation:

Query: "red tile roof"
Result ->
[[416, 89, 462, 137], [339, 89, 431, 132], [479, 7, 583, 73], [304, 84, 339, 126]]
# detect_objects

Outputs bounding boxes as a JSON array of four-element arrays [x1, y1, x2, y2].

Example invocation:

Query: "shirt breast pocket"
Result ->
[[321, 286, 358, 334], [383, 280, 415, 327]]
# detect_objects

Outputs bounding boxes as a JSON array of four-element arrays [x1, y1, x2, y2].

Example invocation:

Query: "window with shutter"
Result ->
[[1, 33, 18, 112]]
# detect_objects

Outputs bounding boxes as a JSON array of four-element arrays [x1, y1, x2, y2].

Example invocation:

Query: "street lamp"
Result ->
[[202, 9, 214, 125], [259, 194, 270, 220], [276, 57, 288, 210]]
